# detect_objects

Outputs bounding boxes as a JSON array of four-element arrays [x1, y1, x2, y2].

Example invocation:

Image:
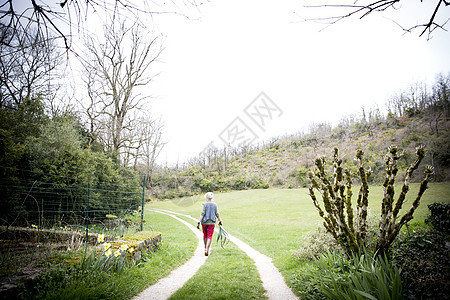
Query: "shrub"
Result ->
[[425, 202, 450, 233], [393, 228, 449, 299], [292, 226, 342, 260], [292, 214, 385, 261]]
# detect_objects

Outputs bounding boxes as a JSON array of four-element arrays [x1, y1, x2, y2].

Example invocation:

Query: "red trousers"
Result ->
[[202, 224, 215, 240]]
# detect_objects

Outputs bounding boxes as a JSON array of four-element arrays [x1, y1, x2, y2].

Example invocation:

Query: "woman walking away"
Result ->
[[197, 192, 222, 256]]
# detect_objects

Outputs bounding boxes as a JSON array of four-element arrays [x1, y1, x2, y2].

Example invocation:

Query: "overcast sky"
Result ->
[[141, 0, 450, 165]]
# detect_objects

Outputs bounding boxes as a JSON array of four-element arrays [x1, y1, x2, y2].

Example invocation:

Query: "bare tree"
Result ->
[[0, 24, 61, 108], [81, 17, 163, 163], [302, 0, 450, 39], [139, 116, 166, 182], [0, 0, 200, 50]]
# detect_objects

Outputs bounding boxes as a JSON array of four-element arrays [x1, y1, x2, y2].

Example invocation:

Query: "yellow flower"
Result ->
[[115, 236, 120, 239], [128, 247, 135, 254], [120, 244, 128, 251], [31, 224, 38, 229], [105, 249, 112, 257], [114, 250, 121, 257], [103, 243, 111, 251], [97, 234, 105, 243]]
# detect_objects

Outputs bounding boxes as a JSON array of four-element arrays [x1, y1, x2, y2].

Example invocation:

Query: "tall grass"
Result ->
[[78, 248, 128, 275], [301, 250, 402, 300]]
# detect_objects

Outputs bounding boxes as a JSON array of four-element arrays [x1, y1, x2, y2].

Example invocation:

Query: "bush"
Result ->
[[292, 226, 342, 260], [425, 202, 450, 233], [292, 214, 387, 261], [393, 228, 449, 300], [299, 250, 402, 300]]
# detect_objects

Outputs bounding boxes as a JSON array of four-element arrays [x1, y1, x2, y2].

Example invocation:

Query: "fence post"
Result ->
[[141, 174, 146, 231], [86, 181, 90, 243]]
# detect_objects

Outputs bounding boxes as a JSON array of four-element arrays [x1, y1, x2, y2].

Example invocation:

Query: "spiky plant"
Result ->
[[308, 146, 433, 255], [376, 145, 433, 254]]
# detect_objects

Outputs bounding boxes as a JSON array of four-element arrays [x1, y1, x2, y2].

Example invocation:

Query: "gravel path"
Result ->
[[145, 209, 299, 300], [132, 210, 208, 300]]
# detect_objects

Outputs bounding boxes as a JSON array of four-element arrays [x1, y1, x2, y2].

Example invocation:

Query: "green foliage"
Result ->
[[292, 214, 382, 261], [393, 227, 449, 299], [302, 250, 402, 300], [0, 97, 46, 170], [78, 248, 128, 275], [216, 225, 230, 248], [291, 226, 342, 260], [295, 166, 309, 187], [0, 104, 141, 227], [425, 202, 450, 233]]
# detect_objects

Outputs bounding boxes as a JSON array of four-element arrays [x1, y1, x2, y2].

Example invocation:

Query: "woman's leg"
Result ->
[[202, 225, 208, 250], [205, 238, 212, 254], [205, 225, 215, 255]]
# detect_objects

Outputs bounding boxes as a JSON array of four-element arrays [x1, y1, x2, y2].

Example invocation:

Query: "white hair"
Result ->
[[204, 192, 214, 200]]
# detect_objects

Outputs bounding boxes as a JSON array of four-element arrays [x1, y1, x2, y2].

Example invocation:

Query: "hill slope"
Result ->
[[150, 75, 450, 199]]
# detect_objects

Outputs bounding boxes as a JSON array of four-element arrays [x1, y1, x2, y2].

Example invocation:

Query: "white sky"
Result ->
[[142, 0, 450, 165]]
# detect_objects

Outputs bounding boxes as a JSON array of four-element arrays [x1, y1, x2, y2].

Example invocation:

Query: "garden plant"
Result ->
[[308, 146, 434, 254]]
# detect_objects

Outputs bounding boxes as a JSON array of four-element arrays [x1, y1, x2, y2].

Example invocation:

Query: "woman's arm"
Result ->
[[216, 207, 222, 223]]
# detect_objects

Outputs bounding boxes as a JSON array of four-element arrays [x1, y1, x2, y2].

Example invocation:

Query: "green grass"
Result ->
[[149, 182, 450, 296], [21, 210, 197, 300], [170, 240, 267, 300]]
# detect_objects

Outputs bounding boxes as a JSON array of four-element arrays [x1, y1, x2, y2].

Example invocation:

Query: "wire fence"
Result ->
[[0, 166, 146, 237]]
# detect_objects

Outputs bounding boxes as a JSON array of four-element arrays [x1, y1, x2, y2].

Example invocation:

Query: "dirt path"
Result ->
[[147, 209, 299, 300], [133, 210, 208, 300]]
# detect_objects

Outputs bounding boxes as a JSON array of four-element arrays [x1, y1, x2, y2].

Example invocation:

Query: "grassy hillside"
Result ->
[[150, 91, 449, 200]]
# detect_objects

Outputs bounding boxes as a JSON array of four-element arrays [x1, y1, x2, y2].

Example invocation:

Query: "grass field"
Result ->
[[149, 182, 450, 296]]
